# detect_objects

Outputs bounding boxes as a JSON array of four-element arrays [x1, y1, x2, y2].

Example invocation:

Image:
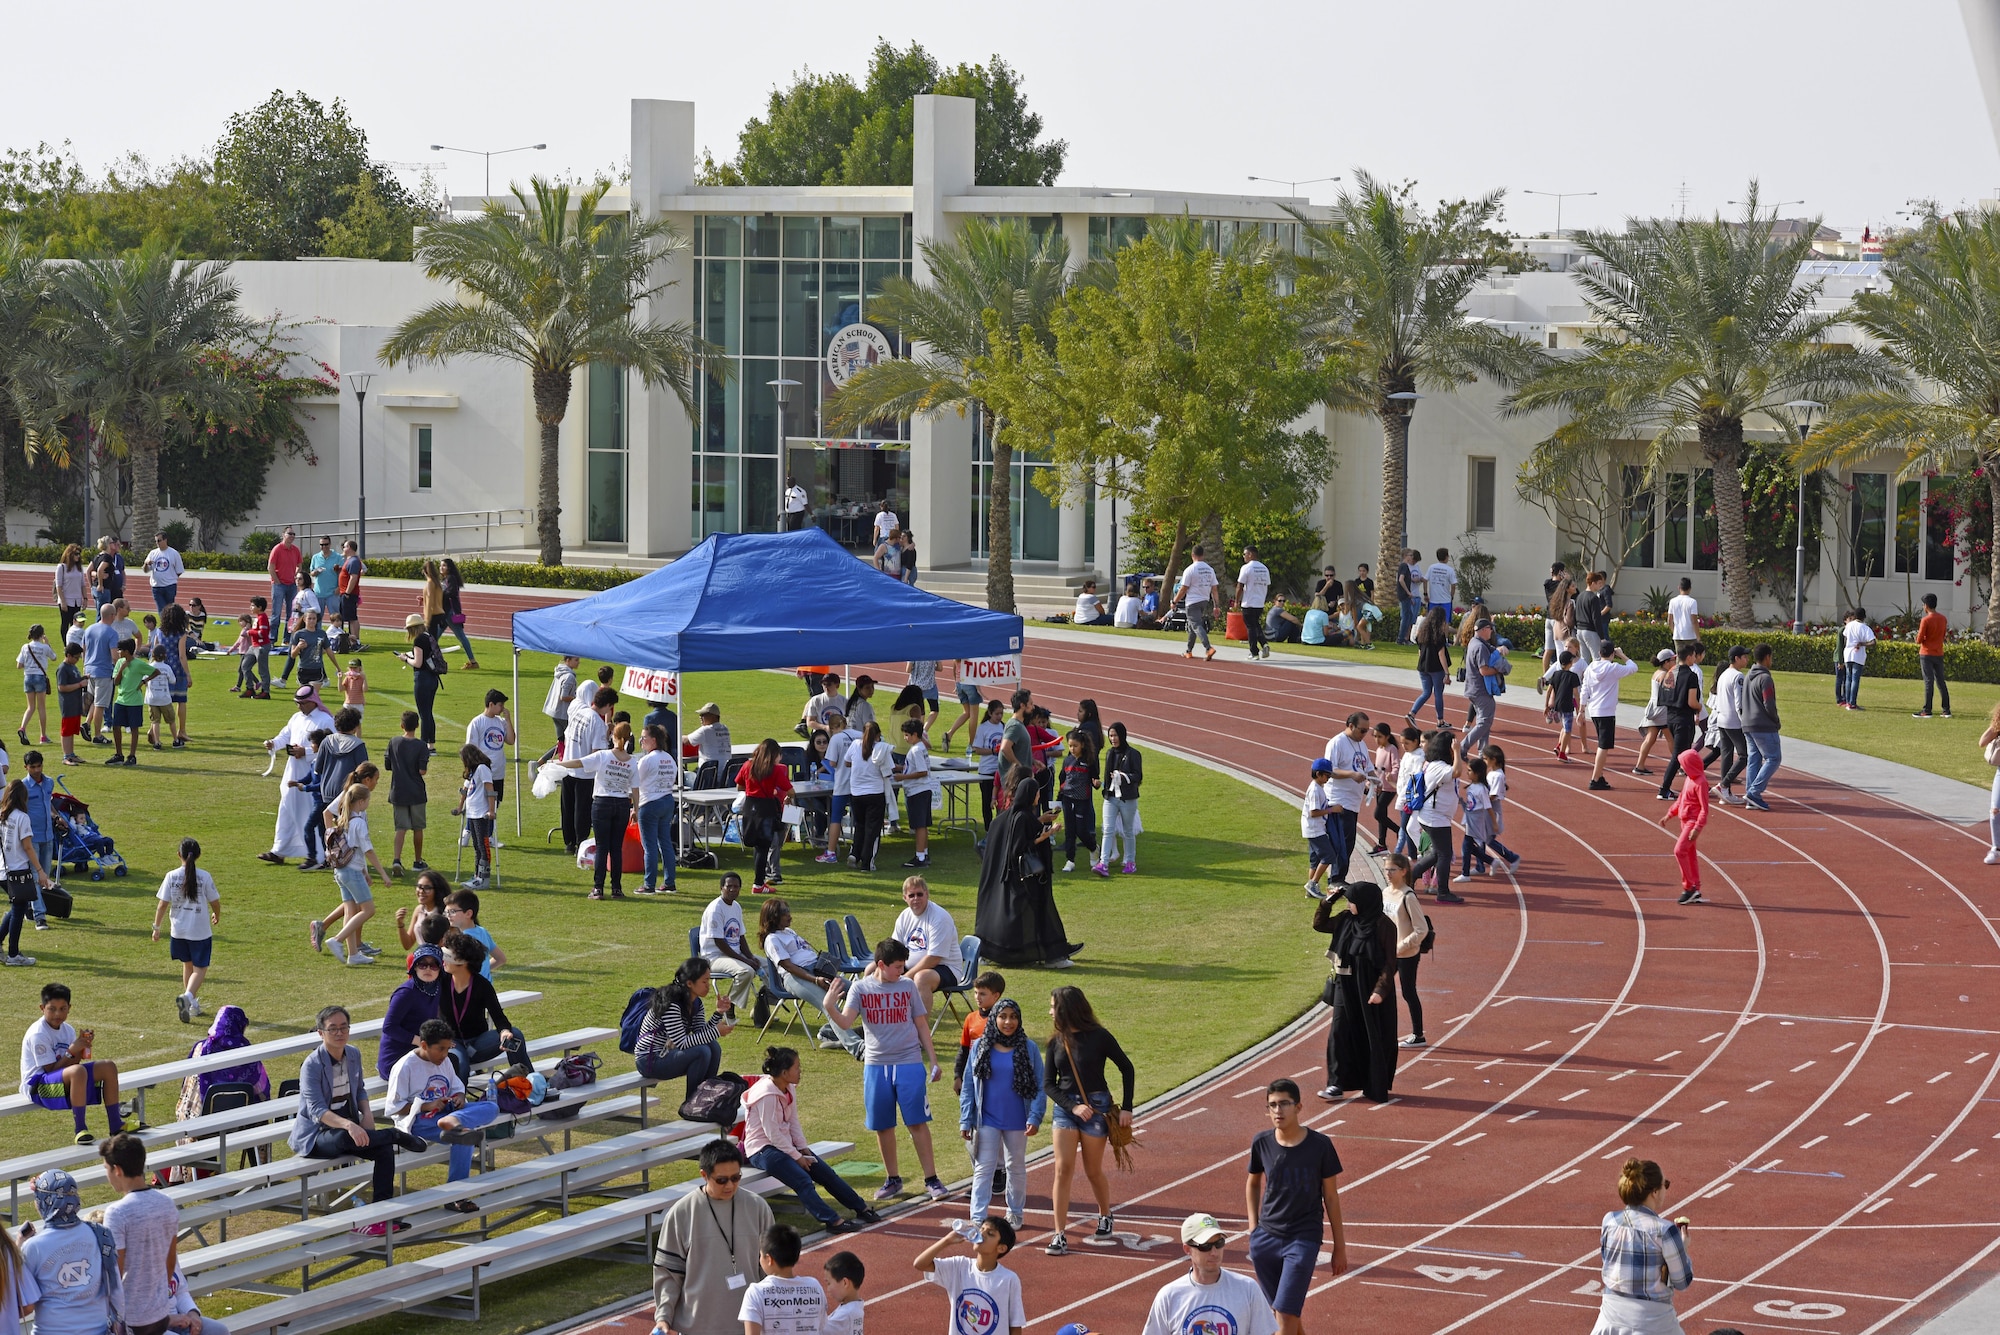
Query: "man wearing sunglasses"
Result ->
[[1244, 1079, 1348, 1335], [653, 1139, 774, 1335], [1141, 1212, 1277, 1335]]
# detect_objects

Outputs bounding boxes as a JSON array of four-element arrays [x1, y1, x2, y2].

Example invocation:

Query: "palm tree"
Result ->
[[380, 178, 706, 566], [1804, 209, 2000, 641], [1507, 186, 1895, 628], [40, 237, 249, 547], [823, 217, 1070, 614], [1291, 173, 1541, 601], [0, 231, 53, 545]]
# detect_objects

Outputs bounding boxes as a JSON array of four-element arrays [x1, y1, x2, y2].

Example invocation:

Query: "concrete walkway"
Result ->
[[1025, 624, 1995, 827]]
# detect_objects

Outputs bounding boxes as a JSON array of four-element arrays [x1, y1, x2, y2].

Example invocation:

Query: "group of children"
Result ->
[[1301, 719, 1525, 902]]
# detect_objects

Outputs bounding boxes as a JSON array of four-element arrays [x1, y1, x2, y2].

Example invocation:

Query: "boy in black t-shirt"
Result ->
[[55, 643, 85, 766], [1544, 650, 1582, 762], [385, 710, 430, 875], [1657, 642, 1706, 801], [1246, 1077, 1346, 1333]]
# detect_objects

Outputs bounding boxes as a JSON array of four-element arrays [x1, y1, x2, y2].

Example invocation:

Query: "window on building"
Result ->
[[1621, 465, 1655, 568], [413, 425, 432, 491], [1926, 476, 1956, 580], [587, 362, 626, 544], [1691, 469, 1717, 571], [1087, 216, 1148, 261], [1468, 458, 1496, 531], [1662, 471, 1688, 565], [1849, 472, 1887, 579]]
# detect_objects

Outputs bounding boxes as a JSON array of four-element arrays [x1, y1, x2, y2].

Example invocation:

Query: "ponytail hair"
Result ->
[[177, 837, 202, 904], [336, 782, 370, 825], [761, 1046, 799, 1078], [656, 957, 711, 1020], [862, 721, 882, 753]]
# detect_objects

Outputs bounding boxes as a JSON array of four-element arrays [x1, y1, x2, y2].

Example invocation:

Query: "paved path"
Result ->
[[559, 632, 2000, 1335]]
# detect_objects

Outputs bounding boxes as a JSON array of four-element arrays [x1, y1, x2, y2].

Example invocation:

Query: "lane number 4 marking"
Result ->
[[1416, 1265, 1503, 1284]]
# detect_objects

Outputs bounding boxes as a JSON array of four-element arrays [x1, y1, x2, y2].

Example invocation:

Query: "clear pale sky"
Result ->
[[4, 0, 1993, 238]]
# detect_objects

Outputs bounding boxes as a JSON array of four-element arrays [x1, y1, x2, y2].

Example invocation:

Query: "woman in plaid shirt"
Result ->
[[1594, 1157, 1694, 1334]]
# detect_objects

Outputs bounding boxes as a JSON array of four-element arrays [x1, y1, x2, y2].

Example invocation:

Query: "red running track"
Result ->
[[579, 635, 2000, 1335]]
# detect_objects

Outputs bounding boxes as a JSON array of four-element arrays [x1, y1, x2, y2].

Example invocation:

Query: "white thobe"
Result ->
[[269, 708, 335, 856]]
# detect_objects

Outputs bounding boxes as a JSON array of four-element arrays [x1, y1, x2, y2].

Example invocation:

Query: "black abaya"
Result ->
[[1314, 890, 1398, 1101], [974, 807, 1080, 966]]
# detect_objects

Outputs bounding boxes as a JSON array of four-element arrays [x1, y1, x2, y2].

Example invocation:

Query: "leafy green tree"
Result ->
[[36, 237, 251, 546], [161, 321, 337, 549], [982, 220, 1329, 589], [719, 42, 1065, 187], [822, 218, 1071, 613], [380, 178, 707, 566], [215, 90, 423, 260], [0, 230, 55, 543], [319, 171, 409, 260], [1508, 186, 1896, 628], [1291, 172, 1541, 597], [0, 143, 234, 258], [1804, 208, 2000, 641]]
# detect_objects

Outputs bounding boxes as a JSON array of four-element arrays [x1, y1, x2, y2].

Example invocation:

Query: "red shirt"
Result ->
[[268, 542, 302, 585], [736, 764, 794, 800], [1917, 609, 1948, 657], [247, 613, 271, 649]]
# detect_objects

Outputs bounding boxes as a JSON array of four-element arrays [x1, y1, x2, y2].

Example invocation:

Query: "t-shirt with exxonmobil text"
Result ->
[[846, 976, 925, 1066], [737, 1273, 826, 1335]]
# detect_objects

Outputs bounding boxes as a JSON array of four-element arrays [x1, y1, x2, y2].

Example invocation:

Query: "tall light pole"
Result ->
[[1785, 400, 1825, 633], [1247, 174, 1341, 200], [1522, 189, 1598, 238], [768, 378, 801, 534], [430, 143, 547, 198], [348, 373, 374, 560]]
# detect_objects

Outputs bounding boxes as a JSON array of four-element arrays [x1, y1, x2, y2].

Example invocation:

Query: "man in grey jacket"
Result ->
[[1742, 642, 1781, 813], [653, 1139, 773, 1335]]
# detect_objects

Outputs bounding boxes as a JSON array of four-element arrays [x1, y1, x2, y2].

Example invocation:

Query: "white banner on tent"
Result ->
[[621, 665, 680, 703], [958, 655, 1021, 687]]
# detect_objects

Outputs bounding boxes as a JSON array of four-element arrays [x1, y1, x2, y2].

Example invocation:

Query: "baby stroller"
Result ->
[[52, 778, 127, 881]]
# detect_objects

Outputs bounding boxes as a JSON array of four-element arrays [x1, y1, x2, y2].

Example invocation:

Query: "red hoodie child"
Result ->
[[1660, 748, 1709, 904]]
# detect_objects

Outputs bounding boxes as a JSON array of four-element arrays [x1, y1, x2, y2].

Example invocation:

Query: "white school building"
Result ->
[[179, 97, 1962, 624]]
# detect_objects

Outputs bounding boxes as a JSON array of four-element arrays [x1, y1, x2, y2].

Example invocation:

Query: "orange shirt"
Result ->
[[1917, 609, 1948, 657]]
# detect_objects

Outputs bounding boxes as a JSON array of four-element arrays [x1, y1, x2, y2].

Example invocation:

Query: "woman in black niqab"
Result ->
[[975, 776, 1083, 967], [1315, 879, 1399, 1102]]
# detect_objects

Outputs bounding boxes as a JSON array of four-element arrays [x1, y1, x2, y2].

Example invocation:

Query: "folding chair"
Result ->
[[932, 935, 981, 1031], [824, 919, 868, 976], [756, 957, 811, 1041], [844, 913, 871, 964], [688, 925, 701, 959]]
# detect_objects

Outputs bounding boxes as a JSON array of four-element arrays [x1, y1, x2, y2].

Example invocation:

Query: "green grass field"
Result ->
[[1059, 621, 2000, 787], [0, 608, 1317, 1335]]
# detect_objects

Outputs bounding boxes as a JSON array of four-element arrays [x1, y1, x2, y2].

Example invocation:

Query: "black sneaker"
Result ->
[[1045, 1234, 1068, 1256], [1094, 1213, 1115, 1237], [902, 856, 928, 868], [1676, 889, 1697, 905], [1588, 778, 1611, 791], [1687, 890, 1704, 904]]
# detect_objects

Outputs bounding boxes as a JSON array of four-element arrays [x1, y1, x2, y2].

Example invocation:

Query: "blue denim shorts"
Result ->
[[1050, 1088, 1114, 1137]]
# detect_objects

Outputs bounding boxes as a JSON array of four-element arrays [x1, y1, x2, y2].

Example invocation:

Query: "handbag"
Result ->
[[1017, 845, 1048, 880], [1985, 737, 2000, 768], [780, 803, 804, 827], [1062, 1035, 1137, 1171]]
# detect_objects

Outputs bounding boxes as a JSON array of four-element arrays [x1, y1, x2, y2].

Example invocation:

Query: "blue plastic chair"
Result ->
[[756, 957, 811, 1041], [844, 914, 871, 963], [825, 919, 868, 976], [932, 935, 982, 1031], [688, 925, 700, 960]]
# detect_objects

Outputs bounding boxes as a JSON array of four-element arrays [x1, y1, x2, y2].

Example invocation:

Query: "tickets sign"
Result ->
[[958, 655, 1021, 686], [621, 665, 680, 703]]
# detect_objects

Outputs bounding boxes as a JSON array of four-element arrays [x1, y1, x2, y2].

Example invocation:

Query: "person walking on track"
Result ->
[[1142, 1213, 1278, 1335], [1245, 1078, 1349, 1335], [1236, 545, 1272, 661], [1043, 985, 1134, 1256], [1660, 749, 1710, 906], [1175, 547, 1220, 662], [1742, 643, 1781, 813]]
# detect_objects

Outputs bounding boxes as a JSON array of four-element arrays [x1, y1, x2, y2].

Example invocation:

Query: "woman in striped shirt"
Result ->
[[635, 957, 736, 1101], [1593, 1157, 1693, 1334]]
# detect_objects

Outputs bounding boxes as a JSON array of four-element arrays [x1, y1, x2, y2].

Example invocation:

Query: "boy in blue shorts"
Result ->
[[826, 937, 947, 1203], [1301, 758, 1338, 900], [20, 981, 126, 1143]]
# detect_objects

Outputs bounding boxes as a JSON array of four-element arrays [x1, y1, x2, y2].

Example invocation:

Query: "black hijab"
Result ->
[[970, 999, 1040, 1100], [1335, 880, 1389, 972]]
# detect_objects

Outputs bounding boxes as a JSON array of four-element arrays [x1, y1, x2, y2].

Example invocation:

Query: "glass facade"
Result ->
[[587, 361, 626, 544], [691, 214, 913, 542]]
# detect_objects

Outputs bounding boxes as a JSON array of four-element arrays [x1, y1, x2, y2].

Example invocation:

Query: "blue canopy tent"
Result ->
[[505, 529, 1024, 830]]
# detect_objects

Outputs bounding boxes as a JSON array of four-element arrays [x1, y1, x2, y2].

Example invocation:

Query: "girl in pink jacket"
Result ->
[[1660, 748, 1709, 905]]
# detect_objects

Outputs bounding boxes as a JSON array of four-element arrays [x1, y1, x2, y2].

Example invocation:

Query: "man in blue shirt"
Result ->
[[80, 607, 120, 745], [21, 751, 55, 930], [307, 536, 341, 603]]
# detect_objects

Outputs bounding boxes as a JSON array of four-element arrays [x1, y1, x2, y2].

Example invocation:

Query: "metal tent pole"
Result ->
[[512, 646, 522, 836]]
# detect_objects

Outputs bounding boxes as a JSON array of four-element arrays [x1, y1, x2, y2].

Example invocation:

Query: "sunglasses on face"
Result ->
[[708, 1173, 742, 1186], [1190, 1238, 1225, 1252]]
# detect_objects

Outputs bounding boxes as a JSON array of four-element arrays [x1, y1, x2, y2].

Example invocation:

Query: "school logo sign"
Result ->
[[954, 1289, 1003, 1335], [1181, 1306, 1241, 1335], [825, 324, 894, 388]]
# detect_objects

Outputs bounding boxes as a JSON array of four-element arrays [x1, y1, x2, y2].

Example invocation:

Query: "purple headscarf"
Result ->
[[191, 1005, 270, 1104]]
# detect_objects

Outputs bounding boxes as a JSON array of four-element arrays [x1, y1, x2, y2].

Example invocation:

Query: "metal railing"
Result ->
[[273, 508, 536, 558]]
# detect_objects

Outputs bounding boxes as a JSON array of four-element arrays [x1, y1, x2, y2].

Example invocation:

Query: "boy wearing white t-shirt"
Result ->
[[1301, 759, 1337, 900], [914, 1219, 1025, 1335], [896, 720, 941, 870], [386, 1018, 496, 1186], [739, 1224, 825, 1335], [821, 1252, 866, 1335]]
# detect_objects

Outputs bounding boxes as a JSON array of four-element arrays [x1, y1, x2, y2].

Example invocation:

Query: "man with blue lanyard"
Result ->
[[21, 751, 56, 931], [306, 536, 341, 650]]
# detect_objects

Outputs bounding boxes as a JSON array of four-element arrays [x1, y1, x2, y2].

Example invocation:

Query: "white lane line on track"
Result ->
[[1792, 1061, 1816, 1072], [1847, 1113, 1872, 1126], [1653, 1122, 1682, 1136], [1833, 1042, 1856, 1053], [1801, 1135, 1828, 1149], [1748, 1081, 1773, 1092], [1954, 1148, 1980, 1162]]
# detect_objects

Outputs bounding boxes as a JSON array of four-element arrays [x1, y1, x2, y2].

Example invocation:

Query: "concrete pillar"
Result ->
[[627, 99, 698, 557], [1057, 487, 1085, 572], [908, 95, 976, 571]]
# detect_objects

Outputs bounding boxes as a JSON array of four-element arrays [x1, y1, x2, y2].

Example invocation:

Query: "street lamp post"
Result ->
[[1247, 174, 1341, 200], [430, 143, 548, 198], [1522, 189, 1598, 238], [1785, 400, 1825, 633], [348, 373, 374, 560], [768, 378, 801, 533]]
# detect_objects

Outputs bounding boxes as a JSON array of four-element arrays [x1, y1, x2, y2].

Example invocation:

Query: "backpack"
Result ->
[[1400, 766, 1437, 815], [679, 1072, 751, 1127], [547, 1051, 600, 1090], [618, 987, 657, 1054], [322, 819, 356, 870]]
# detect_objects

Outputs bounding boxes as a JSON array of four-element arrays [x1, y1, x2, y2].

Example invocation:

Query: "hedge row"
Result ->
[[1473, 613, 2000, 685], [0, 543, 637, 592]]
